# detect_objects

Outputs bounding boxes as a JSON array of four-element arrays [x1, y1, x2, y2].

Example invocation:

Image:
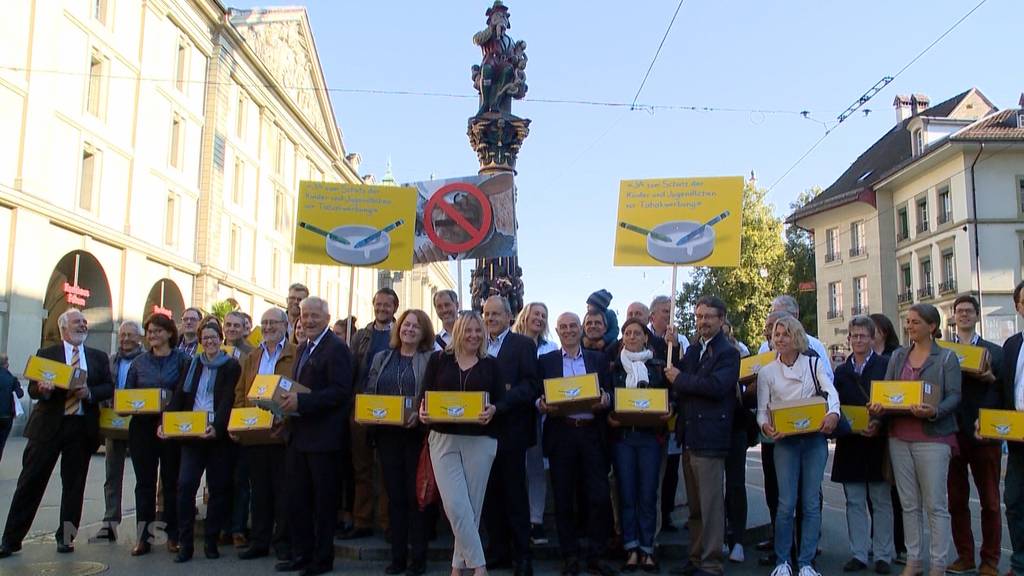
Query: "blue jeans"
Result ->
[[612, 430, 663, 554], [773, 434, 827, 568]]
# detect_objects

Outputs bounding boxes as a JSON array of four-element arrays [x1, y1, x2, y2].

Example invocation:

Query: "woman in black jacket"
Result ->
[[159, 322, 240, 562]]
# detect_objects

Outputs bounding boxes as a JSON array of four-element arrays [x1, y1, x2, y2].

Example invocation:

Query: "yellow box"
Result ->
[[99, 407, 131, 440], [24, 355, 86, 390], [936, 340, 990, 375], [424, 391, 489, 423], [354, 394, 414, 426], [221, 345, 240, 358], [739, 351, 776, 383], [978, 408, 1024, 442], [228, 407, 280, 445], [840, 405, 870, 434], [613, 388, 669, 426], [245, 326, 263, 349], [770, 397, 827, 437], [114, 388, 171, 415], [870, 380, 940, 411], [543, 373, 601, 415], [248, 375, 311, 417], [162, 411, 213, 438]]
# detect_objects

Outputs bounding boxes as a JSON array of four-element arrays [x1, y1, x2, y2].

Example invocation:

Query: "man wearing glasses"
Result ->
[[178, 308, 203, 356]]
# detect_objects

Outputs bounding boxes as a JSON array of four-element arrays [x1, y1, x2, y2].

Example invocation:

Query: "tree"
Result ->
[[207, 299, 238, 323], [675, 181, 791, 350], [786, 187, 821, 333]]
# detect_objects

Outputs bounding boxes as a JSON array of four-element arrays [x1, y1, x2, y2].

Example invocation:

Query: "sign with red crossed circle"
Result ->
[[423, 181, 493, 254]]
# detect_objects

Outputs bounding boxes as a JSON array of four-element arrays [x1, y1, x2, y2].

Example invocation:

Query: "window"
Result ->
[[853, 276, 868, 315], [919, 258, 933, 298], [271, 248, 281, 291], [169, 114, 182, 169], [175, 38, 188, 92], [827, 282, 843, 319], [916, 197, 929, 233], [897, 207, 909, 241], [229, 224, 240, 271], [232, 159, 244, 205], [849, 220, 865, 257], [275, 131, 286, 175], [164, 192, 177, 246], [1018, 176, 1024, 215], [938, 185, 951, 224], [93, 0, 108, 25], [940, 249, 956, 294], [235, 94, 246, 139], [80, 146, 98, 211], [899, 263, 913, 304], [912, 128, 924, 156], [86, 52, 104, 117], [825, 227, 840, 262], [274, 188, 290, 233]]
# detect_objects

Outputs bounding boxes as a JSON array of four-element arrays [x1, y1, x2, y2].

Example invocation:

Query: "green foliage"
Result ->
[[207, 300, 238, 323], [786, 187, 821, 333]]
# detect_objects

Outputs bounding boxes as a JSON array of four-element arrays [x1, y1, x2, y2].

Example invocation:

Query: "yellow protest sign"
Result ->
[[294, 181, 417, 270], [613, 176, 743, 267]]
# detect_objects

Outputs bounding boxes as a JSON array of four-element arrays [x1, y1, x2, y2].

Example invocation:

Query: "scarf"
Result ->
[[109, 346, 144, 374], [184, 350, 231, 393], [620, 348, 653, 389]]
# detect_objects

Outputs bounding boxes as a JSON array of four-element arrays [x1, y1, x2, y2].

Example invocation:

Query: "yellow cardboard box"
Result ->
[[870, 380, 940, 411], [114, 388, 171, 415], [613, 388, 669, 427], [162, 411, 213, 438], [937, 340, 990, 375], [221, 345, 241, 359], [228, 407, 280, 445], [354, 394, 413, 426], [770, 397, 827, 437], [840, 405, 870, 434], [978, 408, 1024, 442], [739, 351, 776, 384], [543, 373, 601, 415], [99, 407, 131, 440], [247, 375, 311, 417], [24, 355, 86, 390], [424, 391, 489, 423]]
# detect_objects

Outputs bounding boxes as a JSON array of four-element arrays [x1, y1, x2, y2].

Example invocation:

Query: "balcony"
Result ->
[[825, 251, 839, 263], [827, 309, 843, 321], [851, 305, 870, 316], [898, 290, 914, 305], [938, 279, 957, 295], [917, 285, 934, 300], [938, 211, 952, 225], [917, 221, 930, 233], [896, 231, 909, 243], [849, 246, 867, 258]]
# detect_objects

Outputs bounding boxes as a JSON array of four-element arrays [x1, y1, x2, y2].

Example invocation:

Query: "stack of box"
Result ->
[[247, 375, 310, 417], [114, 388, 172, 415]]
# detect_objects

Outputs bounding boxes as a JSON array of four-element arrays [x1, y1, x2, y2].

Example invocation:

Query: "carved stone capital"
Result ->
[[466, 112, 531, 174]]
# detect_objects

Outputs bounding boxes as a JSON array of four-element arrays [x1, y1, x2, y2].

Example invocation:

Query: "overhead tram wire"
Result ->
[[628, 0, 687, 111]]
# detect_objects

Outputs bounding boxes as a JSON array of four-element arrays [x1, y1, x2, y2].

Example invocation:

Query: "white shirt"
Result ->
[[756, 353, 840, 427], [305, 326, 331, 355], [536, 339, 559, 357], [487, 327, 510, 358], [1015, 334, 1024, 411], [758, 334, 834, 379], [434, 328, 453, 352], [63, 340, 89, 415], [649, 323, 689, 354]]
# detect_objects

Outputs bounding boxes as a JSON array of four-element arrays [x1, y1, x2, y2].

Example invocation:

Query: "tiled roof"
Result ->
[[952, 109, 1024, 141]]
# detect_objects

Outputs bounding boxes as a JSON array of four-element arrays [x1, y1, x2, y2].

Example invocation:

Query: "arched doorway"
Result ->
[[144, 279, 185, 321], [42, 250, 114, 352]]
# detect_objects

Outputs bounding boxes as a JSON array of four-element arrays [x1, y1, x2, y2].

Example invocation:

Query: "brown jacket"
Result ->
[[234, 340, 298, 408]]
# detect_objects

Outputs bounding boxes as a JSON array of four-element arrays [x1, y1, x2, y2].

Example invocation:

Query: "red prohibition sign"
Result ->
[[423, 182, 493, 254]]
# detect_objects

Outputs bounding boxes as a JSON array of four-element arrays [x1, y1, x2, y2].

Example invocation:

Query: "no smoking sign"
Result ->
[[423, 182, 493, 254]]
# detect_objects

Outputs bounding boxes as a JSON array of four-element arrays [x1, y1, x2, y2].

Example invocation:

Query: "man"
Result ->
[[0, 354, 24, 464], [331, 319, 355, 343], [344, 287, 399, 539], [758, 295, 832, 379], [0, 308, 113, 557], [91, 320, 145, 543], [582, 310, 610, 356], [223, 309, 253, 547], [664, 296, 740, 576], [947, 295, 1003, 576], [832, 316, 893, 574], [999, 281, 1024, 576], [433, 289, 460, 350], [650, 295, 690, 358], [234, 308, 295, 561], [178, 307, 203, 356], [225, 311, 254, 357], [275, 296, 351, 576], [586, 289, 619, 347], [240, 312, 254, 339], [538, 312, 616, 576], [286, 283, 310, 341], [482, 295, 540, 576], [626, 302, 650, 324]]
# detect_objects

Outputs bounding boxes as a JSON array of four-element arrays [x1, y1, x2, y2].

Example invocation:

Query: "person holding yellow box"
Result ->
[[868, 303, 961, 576], [756, 316, 840, 576], [992, 281, 1024, 576]]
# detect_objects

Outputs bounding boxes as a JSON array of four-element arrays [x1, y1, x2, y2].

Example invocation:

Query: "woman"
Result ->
[[608, 319, 668, 572], [756, 316, 840, 576], [366, 309, 436, 575], [870, 313, 901, 356], [513, 302, 558, 356], [418, 311, 501, 576], [869, 312, 906, 562], [292, 317, 305, 345], [158, 323, 240, 562], [868, 304, 961, 576], [125, 313, 192, 556]]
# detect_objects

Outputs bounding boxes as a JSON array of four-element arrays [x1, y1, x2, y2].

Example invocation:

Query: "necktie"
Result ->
[[64, 347, 81, 416], [297, 340, 313, 377]]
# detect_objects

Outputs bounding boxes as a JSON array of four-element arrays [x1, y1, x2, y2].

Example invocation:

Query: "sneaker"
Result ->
[[946, 558, 976, 574], [874, 560, 891, 574], [770, 563, 793, 576], [798, 566, 822, 576], [530, 523, 548, 545], [728, 544, 744, 563], [894, 552, 907, 566]]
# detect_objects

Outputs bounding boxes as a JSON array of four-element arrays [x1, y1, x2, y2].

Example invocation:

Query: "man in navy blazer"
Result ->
[[664, 296, 740, 576], [999, 281, 1024, 576], [481, 295, 540, 576], [0, 308, 113, 558], [275, 296, 352, 576]]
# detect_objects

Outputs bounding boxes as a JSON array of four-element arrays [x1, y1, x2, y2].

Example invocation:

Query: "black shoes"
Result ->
[[56, 542, 74, 554], [89, 525, 117, 543], [844, 558, 867, 572], [338, 526, 372, 540], [515, 560, 535, 576], [205, 543, 220, 559], [239, 546, 269, 560], [407, 561, 426, 576], [0, 543, 21, 558], [385, 562, 406, 575], [530, 523, 548, 545], [874, 560, 892, 574], [587, 558, 620, 576], [275, 559, 307, 572], [174, 548, 193, 563], [562, 557, 582, 575]]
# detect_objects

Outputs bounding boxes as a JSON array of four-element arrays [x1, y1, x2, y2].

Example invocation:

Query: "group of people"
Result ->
[[0, 279, 1022, 576]]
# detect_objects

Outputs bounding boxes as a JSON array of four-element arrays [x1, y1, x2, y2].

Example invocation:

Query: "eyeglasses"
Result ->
[[695, 314, 720, 321], [182, 316, 200, 323], [261, 320, 286, 328]]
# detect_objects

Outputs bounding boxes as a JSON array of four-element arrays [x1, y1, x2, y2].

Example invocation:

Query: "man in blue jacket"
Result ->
[[664, 295, 740, 576]]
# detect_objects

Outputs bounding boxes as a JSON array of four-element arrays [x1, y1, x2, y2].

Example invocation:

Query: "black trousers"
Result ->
[[2, 415, 92, 546], [725, 427, 749, 546], [376, 428, 427, 566], [129, 415, 181, 544], [483, 443, 531, 563], [0, 417, 12, 465], [547, 420, 612, 561], [660, 452, 681, 528], [177, 439, 233, 549], [287, 447, 339, 571], [247, 443, 290, 554]]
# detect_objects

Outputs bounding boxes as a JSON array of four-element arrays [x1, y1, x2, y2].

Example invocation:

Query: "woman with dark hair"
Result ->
[[159, 323, 240, 562], [869, 303, 961, 576], [870, 313, 900, 356], [609, 318, 668, 572], [125, 313, 192, 556], [365, 309, 436, 575]]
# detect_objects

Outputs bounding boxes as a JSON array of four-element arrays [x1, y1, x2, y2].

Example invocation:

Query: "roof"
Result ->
[[951, 109, 1024, 141]]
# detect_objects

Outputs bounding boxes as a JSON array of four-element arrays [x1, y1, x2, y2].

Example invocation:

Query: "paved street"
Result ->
[[0, 436, 1012, 574]]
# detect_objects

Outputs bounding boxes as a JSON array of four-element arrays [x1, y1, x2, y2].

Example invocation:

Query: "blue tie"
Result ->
[[297, 340, 313, 377]]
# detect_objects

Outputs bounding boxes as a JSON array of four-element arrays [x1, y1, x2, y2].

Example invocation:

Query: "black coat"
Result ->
[[25, 343, 113, 444], [831, 352, 889, 483], [291, 329, 353, 453], [954, 336, 1004, 438], [491, 332, 540, 451], [671, 331, 740, 455], [538, 348, 610, 457], [169, 356, 240, 439], [999, 333, 1023, 454]]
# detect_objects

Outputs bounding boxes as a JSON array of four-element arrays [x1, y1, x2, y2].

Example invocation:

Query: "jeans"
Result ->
[[844, 481, 894, 563], [889, 438, 951, 568], [612, 430, 663, 554], [773, 433, 827, 568], [1003, 447, 1024, 575]]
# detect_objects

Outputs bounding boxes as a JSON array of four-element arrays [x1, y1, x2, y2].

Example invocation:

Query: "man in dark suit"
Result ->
[[481, 295, 540, 576], [664, 295, 740, 576], [538, 312, 616, 576], [998, 281, 1024, 576], [0, 308, 113, 558], [275, 296, 352, 576]]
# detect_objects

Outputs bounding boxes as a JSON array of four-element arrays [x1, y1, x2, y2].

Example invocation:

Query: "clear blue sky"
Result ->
[[236, 0, 1018, 327]]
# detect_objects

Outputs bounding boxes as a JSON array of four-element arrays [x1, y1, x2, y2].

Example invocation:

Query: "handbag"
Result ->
[[415, 436, 440, 511]]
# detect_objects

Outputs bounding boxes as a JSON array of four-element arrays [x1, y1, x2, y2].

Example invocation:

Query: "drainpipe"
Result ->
[[969, 143, 984, 337]]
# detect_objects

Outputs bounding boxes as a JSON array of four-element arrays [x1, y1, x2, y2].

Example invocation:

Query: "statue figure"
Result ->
[[471, 1, 528, 115]]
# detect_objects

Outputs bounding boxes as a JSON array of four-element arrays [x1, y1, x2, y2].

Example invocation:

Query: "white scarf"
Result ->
[[620, 348, 653, 389]]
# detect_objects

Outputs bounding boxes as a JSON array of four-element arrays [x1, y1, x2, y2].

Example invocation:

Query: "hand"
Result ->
[[229, 432, 240, 443], [270, 419, 286, 439], [201, 425, 216, 440], [38, 381, 55, 395], [659, 405, 674, 422], [478, 404, 496, 425], [156, 425, 167, 440], [867, 402, 885, 417], [819, 412, 839, 435], [73, 386, 90, 399], [278, 392, 298, 415], [591, 392, 610, 413], [761, 423, 781, 441], [862, 420, 880, 438], [910, 404, 936, 419], [418, 398, 432, 425], [607, 413, 622, 428], [664, 365, 680, 384], [666, 325, 678, 342], [974, 418, 983, 442], [978, 367, 997, 383]]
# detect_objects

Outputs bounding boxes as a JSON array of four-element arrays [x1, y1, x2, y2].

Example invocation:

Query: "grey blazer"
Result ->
[[365, 349, 432, 397], [884, 341, 962, 437]]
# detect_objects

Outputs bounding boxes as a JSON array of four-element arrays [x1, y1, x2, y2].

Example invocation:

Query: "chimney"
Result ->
[[893, 95, 912, 124], [910, 94, 930, 116]]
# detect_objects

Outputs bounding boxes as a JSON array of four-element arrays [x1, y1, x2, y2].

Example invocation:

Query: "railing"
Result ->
[[938, 211, 951, 225], [896, 231, 908, 243], [825, 251, 839, 263], [938, 279, 957, 294], [917, 221, 929, 233], [851, 305, 869, 316], [898, 291, 913, 304], [827, 309, 843, 320], [917, 285, 934, 299], [849, 246, 866, 258]]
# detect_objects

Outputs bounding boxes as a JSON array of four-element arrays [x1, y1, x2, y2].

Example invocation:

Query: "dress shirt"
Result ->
[[851, 350, 874, 375], [435, 328, 453, 352], [953, 332, 980, 345], [1015, 333, 1024, 411], [63, 340, 89, 414], [487, 327, 510, 358], [116, 358, 134, 390], [258, 340, 285, 375]]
